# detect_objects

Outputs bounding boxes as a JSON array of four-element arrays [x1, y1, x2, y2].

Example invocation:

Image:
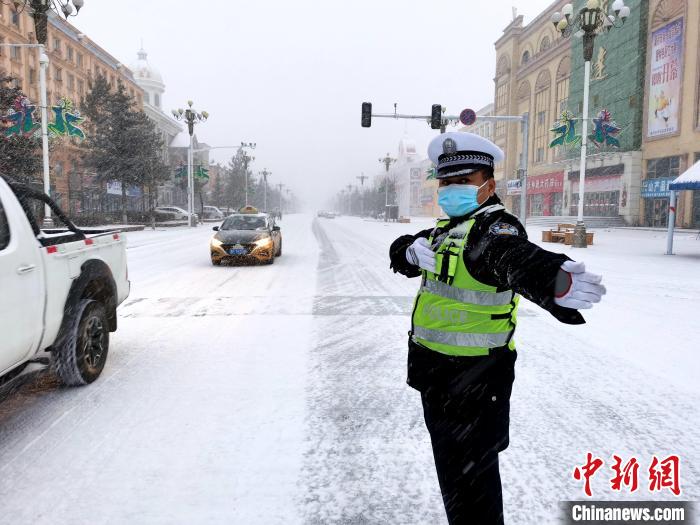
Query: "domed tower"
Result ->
[[130, 46, 165, 109]]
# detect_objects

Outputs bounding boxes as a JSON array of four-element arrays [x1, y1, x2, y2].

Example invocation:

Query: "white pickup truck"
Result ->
[[0, 175, 129, 387]]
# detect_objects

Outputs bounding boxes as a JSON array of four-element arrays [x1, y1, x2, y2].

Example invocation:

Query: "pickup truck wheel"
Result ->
[[276, 241, 282, 257], [53, 299, 109, 386]]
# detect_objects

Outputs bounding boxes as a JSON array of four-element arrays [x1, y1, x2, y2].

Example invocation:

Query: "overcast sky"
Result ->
[[71, 0, 556, 208]]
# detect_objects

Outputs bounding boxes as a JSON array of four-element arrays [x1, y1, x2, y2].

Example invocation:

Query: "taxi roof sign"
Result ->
[[239, 205, 259, 214]]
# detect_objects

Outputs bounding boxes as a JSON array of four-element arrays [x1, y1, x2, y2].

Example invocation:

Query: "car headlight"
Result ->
[[211, 238, 223, 248], [254, 237, 273, 248]]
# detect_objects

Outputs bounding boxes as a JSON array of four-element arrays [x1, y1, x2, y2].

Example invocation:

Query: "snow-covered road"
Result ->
[[1, 215, 698, 524]]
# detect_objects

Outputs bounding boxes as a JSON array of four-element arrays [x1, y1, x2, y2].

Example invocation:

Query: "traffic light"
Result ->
[[361, 102, 372, 128], [430, 104, 442, 129]]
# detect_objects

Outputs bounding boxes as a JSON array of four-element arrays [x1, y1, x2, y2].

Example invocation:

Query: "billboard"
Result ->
[[647, 18, 684, 138]]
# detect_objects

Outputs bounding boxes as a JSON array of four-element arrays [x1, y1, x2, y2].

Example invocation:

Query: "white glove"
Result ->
[[406, 237, 436, 273], [554, 260, 606, 310]]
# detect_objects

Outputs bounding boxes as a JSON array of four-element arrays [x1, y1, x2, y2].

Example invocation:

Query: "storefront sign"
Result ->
[[107, 181, 143, 197], [641, 177, 675, 198], [506, 179, 522, 195], [647, 18, 684, 138], [572, 175, 622, 194], [526, 172, 564, 194]]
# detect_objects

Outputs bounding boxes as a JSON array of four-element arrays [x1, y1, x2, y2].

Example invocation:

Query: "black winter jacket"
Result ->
[[390, 195, 585, 325]]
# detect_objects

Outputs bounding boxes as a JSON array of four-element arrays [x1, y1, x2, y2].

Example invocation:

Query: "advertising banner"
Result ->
[[647, 18, 684, 138]]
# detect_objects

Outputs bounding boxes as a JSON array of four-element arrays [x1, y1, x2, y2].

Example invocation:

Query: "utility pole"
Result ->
[[356, 173, 368, 217], [276, 183, 284, 213], [379, 153, 397, 221], [345, 184, 353, 215]]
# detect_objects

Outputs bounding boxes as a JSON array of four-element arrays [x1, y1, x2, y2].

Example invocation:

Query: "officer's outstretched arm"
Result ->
[[389, 230, 431, 277], [470, 231, 586, 325]]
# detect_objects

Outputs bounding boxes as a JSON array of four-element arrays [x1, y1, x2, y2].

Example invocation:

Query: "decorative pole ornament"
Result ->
[[549, 110, 581, 148], [589, 109, 621, 148], [2, 95, 85, 139]]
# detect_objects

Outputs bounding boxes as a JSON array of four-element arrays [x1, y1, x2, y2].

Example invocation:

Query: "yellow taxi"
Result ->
[[210, 206, 282, 265]]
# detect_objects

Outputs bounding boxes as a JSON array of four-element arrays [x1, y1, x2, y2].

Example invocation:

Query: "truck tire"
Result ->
[[276, 241, 282, 257], [52, 299, 110, 386]]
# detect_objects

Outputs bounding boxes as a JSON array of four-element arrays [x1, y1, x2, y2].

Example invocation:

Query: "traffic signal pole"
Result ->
[[361, 103, 530, 227]]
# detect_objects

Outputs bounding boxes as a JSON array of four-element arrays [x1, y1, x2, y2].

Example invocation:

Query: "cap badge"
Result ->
[[442, 138, 457, 155]]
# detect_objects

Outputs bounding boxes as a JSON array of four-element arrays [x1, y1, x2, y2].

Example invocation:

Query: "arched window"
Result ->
[[521, 50, 530, 65], [496, 55, 511, 77], [517, 80, 531, 102], [533, 70, 552, 164], [539, 35, 551, 53]]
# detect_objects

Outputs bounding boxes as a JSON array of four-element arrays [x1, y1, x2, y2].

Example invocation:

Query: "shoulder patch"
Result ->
[[489, 222, 519, 236]]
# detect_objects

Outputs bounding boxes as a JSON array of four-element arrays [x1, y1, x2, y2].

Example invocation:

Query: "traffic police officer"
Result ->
[[389, 132, 606, 524]]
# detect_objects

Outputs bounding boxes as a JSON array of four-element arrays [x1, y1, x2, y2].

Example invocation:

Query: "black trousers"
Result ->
[[408, 341, 517, 525]]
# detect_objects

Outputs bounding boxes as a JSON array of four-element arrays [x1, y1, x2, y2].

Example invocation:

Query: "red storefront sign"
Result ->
[[527, 172, 564, 194]]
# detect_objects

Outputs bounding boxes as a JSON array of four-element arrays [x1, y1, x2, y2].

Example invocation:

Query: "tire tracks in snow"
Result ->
[[301, 218, 445, 524]]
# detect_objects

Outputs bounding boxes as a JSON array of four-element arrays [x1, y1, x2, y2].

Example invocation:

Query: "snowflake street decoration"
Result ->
[[48, 97, 86, 139], [2, 96, 41, 137], [589, 109, 621, 149], [549, 110, 581, 148], [1, 96, 85, 140]]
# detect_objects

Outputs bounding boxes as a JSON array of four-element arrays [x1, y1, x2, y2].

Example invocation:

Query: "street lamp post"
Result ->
[[259, 168, 271, 212], [276, 183, 284, 213], [172, 101, 209, 227], [379, 153, 396, 221], [551, 0, 630, 247], [238, 142, 256, 207], [2, 1, 85, 226], [356, 173, 368, 217], [1, 42, 52, 225]]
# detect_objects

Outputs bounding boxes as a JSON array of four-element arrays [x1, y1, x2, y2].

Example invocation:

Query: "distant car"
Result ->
[[317, 211, 335, 219], [210, 207, 282, 265], [202, 206, 224, 220], [154, 206, 189, 221]]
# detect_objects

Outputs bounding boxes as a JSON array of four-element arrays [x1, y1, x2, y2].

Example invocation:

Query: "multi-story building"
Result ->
[[387, 136, 440, 217], [494, 1, 650, 225], [493, 1, 572, 218], [0, 7, 144, 219], [641, 0, 700, 228], [129, 46, 184, 207]]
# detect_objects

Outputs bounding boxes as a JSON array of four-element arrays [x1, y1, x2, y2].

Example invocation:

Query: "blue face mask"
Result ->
[[437, 182, 487, 217]]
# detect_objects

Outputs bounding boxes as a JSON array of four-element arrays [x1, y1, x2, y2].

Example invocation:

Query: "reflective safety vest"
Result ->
[[411, 217, 519, 357]]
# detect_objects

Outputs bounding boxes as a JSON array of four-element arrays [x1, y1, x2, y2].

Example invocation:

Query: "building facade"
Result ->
[[0, 7, 145, 221], [130, 46, 184, 208], [388, 136, 440, 218], [641, 0, 700, 228], [493, 1, 652, 225], [493, 1, 572, 218], [567, 0, 647, 226]]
